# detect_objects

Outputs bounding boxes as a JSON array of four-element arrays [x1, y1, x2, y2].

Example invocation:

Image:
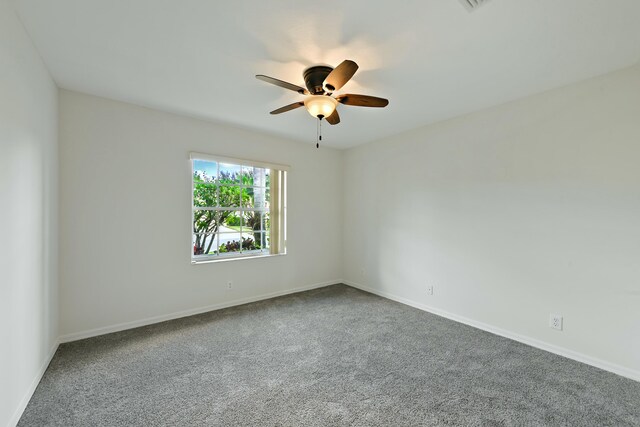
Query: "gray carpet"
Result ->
[[19, 284, 640, 426]]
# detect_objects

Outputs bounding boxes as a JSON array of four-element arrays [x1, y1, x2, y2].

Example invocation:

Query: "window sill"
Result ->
[[191, 253, 286, 265]]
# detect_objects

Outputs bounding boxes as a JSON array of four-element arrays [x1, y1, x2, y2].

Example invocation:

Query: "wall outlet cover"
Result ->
[[550, 314, 563, 331]]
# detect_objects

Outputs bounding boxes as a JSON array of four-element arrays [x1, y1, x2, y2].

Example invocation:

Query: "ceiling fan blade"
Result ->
[[323, 60, 358, 92], [256, 75, 309, 95], [269, 102, 304, 115], [325, 109, 340, 125], [336, 94, 389, 108]]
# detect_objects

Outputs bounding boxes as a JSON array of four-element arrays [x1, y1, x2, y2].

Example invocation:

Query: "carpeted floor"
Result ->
[[18, 284, 640, 426]]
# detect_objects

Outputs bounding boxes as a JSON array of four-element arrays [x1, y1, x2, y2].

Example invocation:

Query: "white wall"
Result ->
[[0, 0, 59, 425], [58, 90, 343, 339], [343, 64, 640, 379]]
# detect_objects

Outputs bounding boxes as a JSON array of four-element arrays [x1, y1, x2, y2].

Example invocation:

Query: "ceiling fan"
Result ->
[[255, 60, 389, 127]]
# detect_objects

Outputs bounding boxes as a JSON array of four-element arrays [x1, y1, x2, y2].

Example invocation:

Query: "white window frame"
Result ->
[[190, 152, 288, 264]]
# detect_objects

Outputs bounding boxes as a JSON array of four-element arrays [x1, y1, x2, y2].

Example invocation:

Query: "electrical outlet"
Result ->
[[427, 285, 434, 296], [227, 281, 232, 290], [549, 314, 563, 331]]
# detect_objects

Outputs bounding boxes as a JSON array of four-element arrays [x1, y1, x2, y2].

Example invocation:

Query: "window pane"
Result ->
[[243, 233, 261, 251], [193, 210, 221, 235], [243, 211, 260, 233], [252, 186, 268, 208], [241, 166, 253, 186], [193, 160, 217, 183], [258, 232, 269, 250], [221, 210, 244, 232], [193, 233, 218, 256], [218, 186, 241, 207], [240, 187, 253, 208], [244, 211, 268, 232], [219, 163, 241, 185], [244, 166, 269, 188], [193, 183, 218, 207], [218, 232, 248, 253]]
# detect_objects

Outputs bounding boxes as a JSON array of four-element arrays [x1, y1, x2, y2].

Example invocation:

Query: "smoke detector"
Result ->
[[459, 0, 491, 11]]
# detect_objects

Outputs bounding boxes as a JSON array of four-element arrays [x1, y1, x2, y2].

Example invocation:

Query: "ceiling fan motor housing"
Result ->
[[303, 66, 334, 94]]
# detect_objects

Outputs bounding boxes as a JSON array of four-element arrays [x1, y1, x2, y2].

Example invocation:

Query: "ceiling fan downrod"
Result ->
[[316, 116, 323, 148]]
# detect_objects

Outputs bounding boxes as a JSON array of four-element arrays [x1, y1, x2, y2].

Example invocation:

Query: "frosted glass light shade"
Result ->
[[304, 95, 338, 118]]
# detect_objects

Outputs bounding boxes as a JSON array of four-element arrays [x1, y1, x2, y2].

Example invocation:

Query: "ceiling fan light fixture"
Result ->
[[304, 95, 337, 119]]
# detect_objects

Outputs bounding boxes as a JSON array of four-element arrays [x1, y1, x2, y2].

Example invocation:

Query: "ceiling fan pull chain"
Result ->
[[317, 117, 322, 148]]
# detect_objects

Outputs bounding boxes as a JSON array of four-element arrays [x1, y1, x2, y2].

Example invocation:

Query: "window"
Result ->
[[191, 153, 287, 263]]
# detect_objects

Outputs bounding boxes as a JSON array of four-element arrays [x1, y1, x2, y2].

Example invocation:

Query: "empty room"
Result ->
[[2, 0, 640, 425]]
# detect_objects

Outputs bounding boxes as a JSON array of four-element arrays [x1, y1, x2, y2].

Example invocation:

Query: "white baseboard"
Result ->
[[344, 280, 640, 383], [8, 340, 59, 427], [59, 280, 342, 343]]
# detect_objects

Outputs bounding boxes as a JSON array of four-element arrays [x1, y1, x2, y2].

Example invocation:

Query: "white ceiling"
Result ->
[[12, 0, 640, 148]]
